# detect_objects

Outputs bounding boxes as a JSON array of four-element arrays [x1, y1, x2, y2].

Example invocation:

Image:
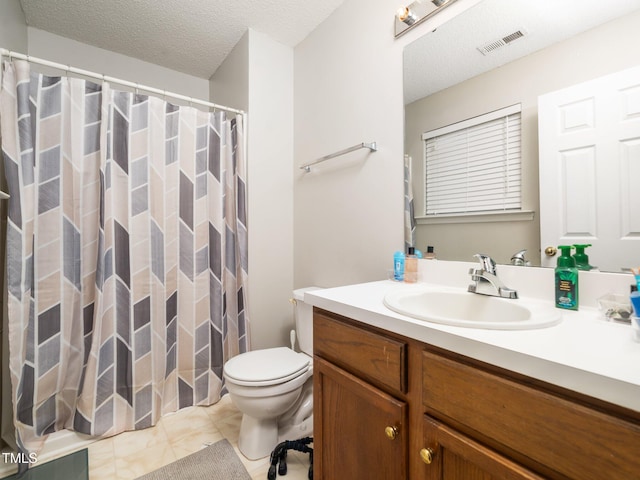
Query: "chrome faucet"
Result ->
[[468, 254, 518, 299], [510, 249, 529, 266]]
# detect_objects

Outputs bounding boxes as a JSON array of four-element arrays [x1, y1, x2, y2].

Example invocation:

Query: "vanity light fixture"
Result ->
[[395, 0, 463, 38]]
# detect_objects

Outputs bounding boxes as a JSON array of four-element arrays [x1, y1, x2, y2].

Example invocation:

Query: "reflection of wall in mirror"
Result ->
[[405, 10, 640, 267]]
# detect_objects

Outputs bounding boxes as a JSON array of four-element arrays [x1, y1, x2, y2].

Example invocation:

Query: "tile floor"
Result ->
[[87, 394, 312, 479], [1, 394, 311, 480]]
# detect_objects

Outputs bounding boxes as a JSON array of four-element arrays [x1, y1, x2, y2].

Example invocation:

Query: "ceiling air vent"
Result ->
[[477, 29, 528, 55]]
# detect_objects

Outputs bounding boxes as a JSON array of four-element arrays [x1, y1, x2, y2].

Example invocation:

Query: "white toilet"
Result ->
[[223, 287, 320, 460]]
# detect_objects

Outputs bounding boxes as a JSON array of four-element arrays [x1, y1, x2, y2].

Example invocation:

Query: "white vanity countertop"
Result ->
[[305, 279, 640, 413]]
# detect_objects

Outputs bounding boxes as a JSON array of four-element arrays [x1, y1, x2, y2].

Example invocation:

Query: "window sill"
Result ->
[[415, 210, 535, 225]]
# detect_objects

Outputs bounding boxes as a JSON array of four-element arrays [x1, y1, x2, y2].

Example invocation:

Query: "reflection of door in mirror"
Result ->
[[538, 66, 640, 273]]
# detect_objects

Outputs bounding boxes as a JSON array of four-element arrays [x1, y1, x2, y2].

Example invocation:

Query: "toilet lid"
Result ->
[[223, 347, 311, 386]]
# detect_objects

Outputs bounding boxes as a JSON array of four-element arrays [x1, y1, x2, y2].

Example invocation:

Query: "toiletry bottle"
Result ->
[[631, 267, 640, 291], [404, 247, 418, 283], [555, 245, 579, 310], [632, 270, 640, 316], [393, 251, 405, 281], [424, 246, 436, 259], [573, 244, 593, 270], [631, 290, 640, 317]]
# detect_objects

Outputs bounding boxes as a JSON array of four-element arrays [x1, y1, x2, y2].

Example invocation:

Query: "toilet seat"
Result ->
[[224, 347, 311, 387]]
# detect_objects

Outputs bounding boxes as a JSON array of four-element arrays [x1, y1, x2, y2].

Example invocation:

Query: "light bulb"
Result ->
[[396, 6, 418, 25]]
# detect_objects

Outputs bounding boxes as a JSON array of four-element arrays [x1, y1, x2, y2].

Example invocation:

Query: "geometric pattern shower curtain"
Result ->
[[0, 59, 249, 455]]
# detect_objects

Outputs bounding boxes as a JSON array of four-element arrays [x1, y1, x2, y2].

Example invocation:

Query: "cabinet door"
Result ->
[[420, 415, 544, 480], [314, 356, 408, 480]]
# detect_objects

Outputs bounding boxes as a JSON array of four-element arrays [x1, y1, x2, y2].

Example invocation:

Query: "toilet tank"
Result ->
[[293, 287, 322, 356]]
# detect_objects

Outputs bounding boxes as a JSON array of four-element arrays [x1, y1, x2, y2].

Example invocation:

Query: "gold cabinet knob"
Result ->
[[384, 426, 399, 440], [420, 447, 435, 464], [545, 246, 557, 257]]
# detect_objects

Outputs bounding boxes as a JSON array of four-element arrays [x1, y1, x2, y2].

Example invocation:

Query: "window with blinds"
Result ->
[[422, 104, 522, 216]]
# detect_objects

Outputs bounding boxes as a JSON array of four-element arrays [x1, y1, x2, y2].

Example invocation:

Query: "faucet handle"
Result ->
[[474, 254, 496, 274], [511, 249, 528, 266]]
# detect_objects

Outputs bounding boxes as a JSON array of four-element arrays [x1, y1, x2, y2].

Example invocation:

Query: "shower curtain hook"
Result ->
[[135, 83, 139, 95]]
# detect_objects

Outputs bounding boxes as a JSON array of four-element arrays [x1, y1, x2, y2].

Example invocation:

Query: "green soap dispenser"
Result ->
[[573, 244, 593, 270], [555, 245, 579, 310]]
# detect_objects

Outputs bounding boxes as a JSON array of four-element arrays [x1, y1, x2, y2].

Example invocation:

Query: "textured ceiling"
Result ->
[[19, 0, 346, 79], [404, 0, 640, 104], [19, 0, 640, 95]]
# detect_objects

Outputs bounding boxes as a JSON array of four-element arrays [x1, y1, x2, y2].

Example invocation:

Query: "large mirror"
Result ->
[[404, 0, 640, 272]]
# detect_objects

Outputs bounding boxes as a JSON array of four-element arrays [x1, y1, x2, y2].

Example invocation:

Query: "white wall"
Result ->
[[0, 0, 27, 52], [209, 32, 249, 113], [27, 27, 209, 100], [294, 0, 429, 288], [245, 30, 295, 350]]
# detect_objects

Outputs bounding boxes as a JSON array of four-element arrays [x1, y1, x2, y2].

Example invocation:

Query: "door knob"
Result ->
[[420, 447, 435, 464], [545, 246, 557, 257], [385, 426, 399, 440]]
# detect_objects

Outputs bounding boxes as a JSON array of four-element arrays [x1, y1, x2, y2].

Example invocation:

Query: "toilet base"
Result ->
[[233, 377, 314, 460], [278, 414, 313, 444], [238, 415, 278, 460], [237, 414, 315, 460]]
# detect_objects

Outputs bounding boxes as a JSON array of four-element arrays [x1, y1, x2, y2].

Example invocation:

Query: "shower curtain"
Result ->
[[0, 59, 249, 454], [404, 154, 416, 250]]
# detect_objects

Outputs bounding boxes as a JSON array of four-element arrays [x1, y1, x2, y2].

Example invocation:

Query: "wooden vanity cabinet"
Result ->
[[314, 308, 640, 480], [421, 349, 640, 480], [313, 309, 409, 479]]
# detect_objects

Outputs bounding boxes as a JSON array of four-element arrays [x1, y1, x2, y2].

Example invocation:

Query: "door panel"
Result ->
[[538, 65, 640, 271], [421, 415, 544, 480]]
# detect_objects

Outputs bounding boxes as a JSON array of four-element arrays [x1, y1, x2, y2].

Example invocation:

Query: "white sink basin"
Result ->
[[383, 287, 562, 330]]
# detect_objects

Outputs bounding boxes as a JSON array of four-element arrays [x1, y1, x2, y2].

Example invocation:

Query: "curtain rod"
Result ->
[[0, 48, 245, 115]]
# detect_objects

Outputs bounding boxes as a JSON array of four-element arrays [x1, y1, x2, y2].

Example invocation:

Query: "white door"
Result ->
[[538, 66, 640, 272]]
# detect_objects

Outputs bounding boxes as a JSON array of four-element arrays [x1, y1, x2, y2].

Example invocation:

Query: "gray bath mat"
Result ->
[[135, 439, 251, 480]]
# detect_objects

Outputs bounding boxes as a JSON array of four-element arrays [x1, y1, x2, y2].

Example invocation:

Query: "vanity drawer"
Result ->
[[422, 350, 640, 480], [314, 310, 406, 394]]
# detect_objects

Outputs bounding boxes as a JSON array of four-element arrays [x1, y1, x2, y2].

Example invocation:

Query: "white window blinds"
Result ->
[[422, 104, 522, 216]]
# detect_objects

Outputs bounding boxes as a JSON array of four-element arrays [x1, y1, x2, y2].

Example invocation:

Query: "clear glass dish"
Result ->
[[597, 293, 632, 324]]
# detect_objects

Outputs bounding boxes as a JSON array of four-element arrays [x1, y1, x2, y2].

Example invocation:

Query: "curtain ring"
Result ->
[[135, 83, 139, 95]]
